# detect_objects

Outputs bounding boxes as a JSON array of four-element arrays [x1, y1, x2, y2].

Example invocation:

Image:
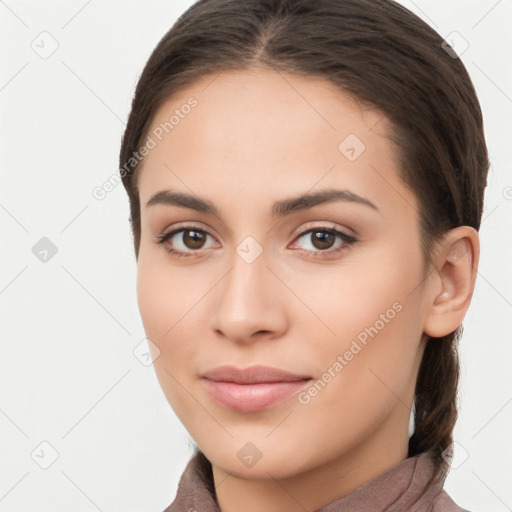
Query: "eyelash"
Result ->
[[153, 224, 357, 259]]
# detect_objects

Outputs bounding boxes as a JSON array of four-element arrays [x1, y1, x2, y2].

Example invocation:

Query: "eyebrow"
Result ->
[[145, 188, 379, 218]]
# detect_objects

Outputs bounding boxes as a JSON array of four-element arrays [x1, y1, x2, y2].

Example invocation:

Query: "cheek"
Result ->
[[296, 250, 424, 394], [136, 253, 190, 363], [136, 254, 208, 367], [136, 256, 169, 341], [136, 244, 186, 330], [294, 301, 421, 458], [290, 256, 417, 342], [136, 257, 200, 416]]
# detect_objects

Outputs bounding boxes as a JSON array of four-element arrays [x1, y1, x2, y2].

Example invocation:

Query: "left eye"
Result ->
[[292, 227, 356, 255]]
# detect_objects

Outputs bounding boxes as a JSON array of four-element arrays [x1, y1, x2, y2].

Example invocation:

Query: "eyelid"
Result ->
[[160, 221, 218, 239], [158, 221, 352, 243], [289, 221, 356, 241], [158, 222, 220, 246]]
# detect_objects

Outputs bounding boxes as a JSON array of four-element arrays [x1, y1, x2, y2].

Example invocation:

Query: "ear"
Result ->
[[423, 226, 480, 338]]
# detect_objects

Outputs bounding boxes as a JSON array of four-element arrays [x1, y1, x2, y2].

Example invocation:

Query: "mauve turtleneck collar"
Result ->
[[163, 451, 469, 512]]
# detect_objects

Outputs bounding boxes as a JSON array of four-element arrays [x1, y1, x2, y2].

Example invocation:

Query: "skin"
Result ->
[[135, 65, 479, 512]]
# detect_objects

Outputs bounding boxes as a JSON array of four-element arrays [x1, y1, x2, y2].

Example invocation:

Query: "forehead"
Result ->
[[136, 67, 416, 220]]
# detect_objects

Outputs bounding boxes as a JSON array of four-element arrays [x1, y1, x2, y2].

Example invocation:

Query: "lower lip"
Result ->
[[202, 379, 313, 412]]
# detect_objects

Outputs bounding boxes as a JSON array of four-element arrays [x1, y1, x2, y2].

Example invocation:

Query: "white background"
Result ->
[[0, 0, 511, 510]]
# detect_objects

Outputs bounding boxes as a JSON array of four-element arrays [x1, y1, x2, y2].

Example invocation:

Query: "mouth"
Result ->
[[200, 365, 313, 412]]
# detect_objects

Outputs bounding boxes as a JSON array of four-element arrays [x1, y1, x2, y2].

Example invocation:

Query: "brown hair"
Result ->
[[119, 0, 489, 499]]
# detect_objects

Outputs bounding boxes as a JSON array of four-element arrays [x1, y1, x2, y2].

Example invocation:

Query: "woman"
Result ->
[[119, 0, 489, 510]]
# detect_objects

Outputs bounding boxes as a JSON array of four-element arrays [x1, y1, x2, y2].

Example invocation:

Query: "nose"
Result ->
[[209, 246, 288, 344]]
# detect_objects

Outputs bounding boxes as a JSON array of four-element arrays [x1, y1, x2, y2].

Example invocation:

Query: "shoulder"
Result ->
[[432, 489, 471, 512]]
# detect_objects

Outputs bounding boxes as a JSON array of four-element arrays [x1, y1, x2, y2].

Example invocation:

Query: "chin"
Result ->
[[199, 437, 320, 481]]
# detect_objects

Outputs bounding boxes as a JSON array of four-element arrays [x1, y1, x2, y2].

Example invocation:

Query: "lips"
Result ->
[[201, 365, 313, 412], [200, 365, 312, 384]]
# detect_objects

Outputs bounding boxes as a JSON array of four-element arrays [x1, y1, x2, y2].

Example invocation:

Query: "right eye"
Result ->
[[154, 225, 219, 258]]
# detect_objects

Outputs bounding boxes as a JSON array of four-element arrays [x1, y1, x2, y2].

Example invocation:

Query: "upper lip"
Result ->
[[201, 365, 312, 384]]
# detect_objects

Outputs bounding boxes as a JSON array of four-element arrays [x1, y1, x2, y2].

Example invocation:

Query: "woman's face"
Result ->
[[136, 67, 433, 482]]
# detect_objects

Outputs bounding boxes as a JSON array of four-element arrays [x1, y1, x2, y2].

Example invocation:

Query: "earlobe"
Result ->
[[423, 227, 480, 338]]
